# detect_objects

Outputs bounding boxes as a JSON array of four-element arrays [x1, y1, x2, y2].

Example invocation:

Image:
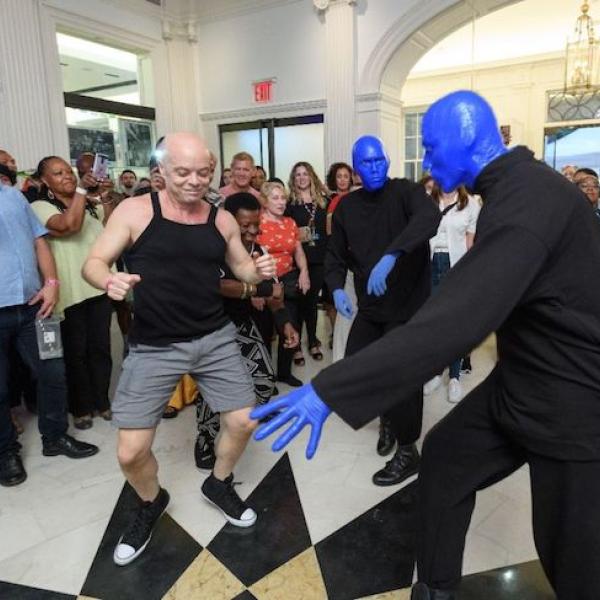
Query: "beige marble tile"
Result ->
[[250, 547, 327, 600], [162, 549, 245, 600]]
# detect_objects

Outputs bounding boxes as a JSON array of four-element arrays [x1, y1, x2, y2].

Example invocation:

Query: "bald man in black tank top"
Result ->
[[83, 133, 276, 566]]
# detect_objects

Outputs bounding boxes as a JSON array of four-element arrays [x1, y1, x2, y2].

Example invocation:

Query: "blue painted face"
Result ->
[[421, 116, 469, 193], [352, 136, 390, 192], [422, 90, 508, 193]]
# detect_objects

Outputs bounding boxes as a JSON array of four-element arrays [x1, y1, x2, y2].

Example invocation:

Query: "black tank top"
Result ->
[[127, 192, 229, 345]]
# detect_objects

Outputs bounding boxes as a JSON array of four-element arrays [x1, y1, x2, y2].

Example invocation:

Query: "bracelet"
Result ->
[[75, 186, 87, 197], [240, 282, 248, 299], [45, 278, 60, 287], [249, 283, 257, 297]]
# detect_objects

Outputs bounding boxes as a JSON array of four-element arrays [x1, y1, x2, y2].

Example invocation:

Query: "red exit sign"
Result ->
[[253, 80, 274, 103]]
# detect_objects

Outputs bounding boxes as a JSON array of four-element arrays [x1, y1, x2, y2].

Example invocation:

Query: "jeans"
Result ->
[[431, 252, 461, 380], [0, 303, 68, 455]]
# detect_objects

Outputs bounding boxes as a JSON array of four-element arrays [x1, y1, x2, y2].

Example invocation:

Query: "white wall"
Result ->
[[196, 2, 325, 114], [400, 54, 565, 160]]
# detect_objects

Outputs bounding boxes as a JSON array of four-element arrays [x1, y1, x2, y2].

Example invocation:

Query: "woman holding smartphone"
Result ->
[[32, 155, 115, 429]]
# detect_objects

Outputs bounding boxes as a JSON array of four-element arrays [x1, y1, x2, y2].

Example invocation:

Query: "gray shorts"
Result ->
[[112, 322, 255, 429]]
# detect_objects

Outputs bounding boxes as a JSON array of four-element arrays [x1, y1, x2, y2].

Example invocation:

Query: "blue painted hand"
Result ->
[[333, 288, 354, 319], [367, 254, 397, 296], [250, 384, 332, 459]]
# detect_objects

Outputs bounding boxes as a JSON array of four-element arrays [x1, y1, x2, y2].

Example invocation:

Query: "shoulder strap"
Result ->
[[150, 191, 162, 218], [208, 204, 218, 225], [441, 201, 458, 217]]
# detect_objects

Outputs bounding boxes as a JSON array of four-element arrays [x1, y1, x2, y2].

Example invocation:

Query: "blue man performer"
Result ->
[[251, 91, 600, 600], [323, 135, 440, 485]]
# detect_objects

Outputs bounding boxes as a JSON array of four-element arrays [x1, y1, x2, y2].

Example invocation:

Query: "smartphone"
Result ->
[[91, 153, 109, 180]]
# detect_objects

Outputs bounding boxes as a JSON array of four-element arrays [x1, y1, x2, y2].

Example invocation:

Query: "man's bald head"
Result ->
[[161, 133, 210, 166], [159, 132, 212, 205]]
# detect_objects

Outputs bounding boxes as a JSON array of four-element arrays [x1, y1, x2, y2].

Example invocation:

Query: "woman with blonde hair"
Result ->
[[257, 181, 310, 387], [286, 162, 329, 364]]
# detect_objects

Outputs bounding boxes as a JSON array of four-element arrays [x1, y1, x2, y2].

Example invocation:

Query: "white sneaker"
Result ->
[[448, 378, 462, 403], [423, 375, 442, 395]]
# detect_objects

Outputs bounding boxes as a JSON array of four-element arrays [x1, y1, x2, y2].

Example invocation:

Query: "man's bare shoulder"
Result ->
[[110, 194, 153, 224], [215, 206, 237, 240]]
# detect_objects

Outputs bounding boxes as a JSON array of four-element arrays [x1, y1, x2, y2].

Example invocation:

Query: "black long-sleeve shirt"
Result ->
[[314, 147, 600, 461], [325, 178, 441, 323]]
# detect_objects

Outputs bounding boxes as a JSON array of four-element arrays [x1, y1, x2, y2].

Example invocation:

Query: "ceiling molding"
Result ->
[[182, 0, 303, 23], [200, 99, 327, 122]]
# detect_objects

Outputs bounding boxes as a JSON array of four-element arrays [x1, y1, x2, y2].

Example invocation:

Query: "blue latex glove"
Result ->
[[250, 383, 332, 459], [367, 253, 398, 296], [333, 289, 354, 319]]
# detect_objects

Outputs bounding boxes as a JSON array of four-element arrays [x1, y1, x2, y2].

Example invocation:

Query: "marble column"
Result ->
[[322, 0, 357, 166]]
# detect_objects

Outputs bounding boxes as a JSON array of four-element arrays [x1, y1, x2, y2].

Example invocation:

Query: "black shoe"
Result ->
[[411, 582, 456, 600], [195, 438, 216, 470], [377, 418, 395, 456], [372, 443, 420, 486], [0, 452, 27, 487], [201, 473, 257, 527], [43, 434, 99, 459], [277, 375, 303, 387], [114, 487, 170, 566]]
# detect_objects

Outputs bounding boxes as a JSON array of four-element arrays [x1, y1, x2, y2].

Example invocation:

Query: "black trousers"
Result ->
[[345, 313, 423, 445], [61, 295, 112, 417], [276, 294, 300, 379], [418, 369, 600, 599], [297, 263, 325, 349]]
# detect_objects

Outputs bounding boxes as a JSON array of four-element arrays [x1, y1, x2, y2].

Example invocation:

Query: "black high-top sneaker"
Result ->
[[372, 443, 420, 486], [113, 488, 170, 566], [201, 473, 257, 527]]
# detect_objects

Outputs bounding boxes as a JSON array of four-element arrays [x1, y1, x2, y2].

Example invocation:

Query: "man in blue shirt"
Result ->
[[0, 184, 98, 486]]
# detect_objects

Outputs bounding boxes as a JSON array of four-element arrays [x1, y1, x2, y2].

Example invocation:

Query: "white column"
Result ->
[[0, 0, 67, 170], [323, 0, 357, 166], [152, 20, 203, 136]]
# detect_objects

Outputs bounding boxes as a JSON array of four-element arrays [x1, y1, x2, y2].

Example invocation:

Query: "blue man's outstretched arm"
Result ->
[[250, 384, 332, 459]]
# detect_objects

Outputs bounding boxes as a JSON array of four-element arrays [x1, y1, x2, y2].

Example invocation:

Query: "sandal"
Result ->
[[99, 409, 112, 421], [162, 405, 179, 419], [74, 415, 93, 430], [293, 351, 305, 367], [309, 345, 323, 361]]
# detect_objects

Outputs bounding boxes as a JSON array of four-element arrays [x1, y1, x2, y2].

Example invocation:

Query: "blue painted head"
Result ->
[[422, 90, 508, 192], [352, 135, 390, 192]]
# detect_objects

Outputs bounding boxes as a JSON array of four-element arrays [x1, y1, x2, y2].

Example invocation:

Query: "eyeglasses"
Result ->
[[579, 184, 600, 192]]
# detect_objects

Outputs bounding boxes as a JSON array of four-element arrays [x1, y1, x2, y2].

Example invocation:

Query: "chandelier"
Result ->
[[564, 2, 600, 92]]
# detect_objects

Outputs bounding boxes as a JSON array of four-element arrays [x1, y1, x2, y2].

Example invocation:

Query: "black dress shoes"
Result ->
[[376, 417, 395, 456], [372, 443, 420, 486], [43, 434, 99, 459], [411, 582, 456, 599], [0, 452, 27, 487]]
